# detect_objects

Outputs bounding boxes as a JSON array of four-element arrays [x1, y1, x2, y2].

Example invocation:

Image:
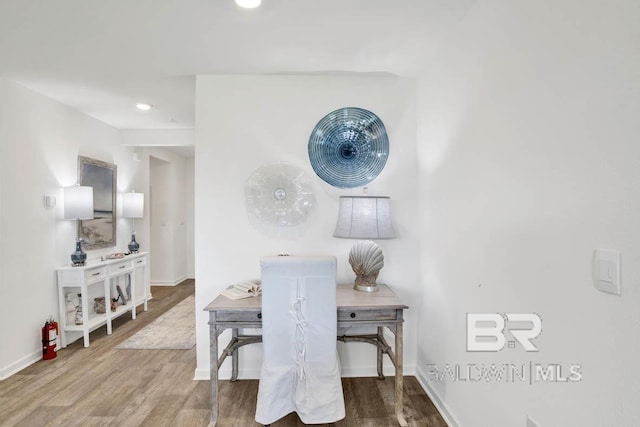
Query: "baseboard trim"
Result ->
[[193, 363, 417, 382], [151, 275, 188, 287], [194, 366, 260, 381], [341, 363, 416, 378], [0, 350, 42, 380], [193, 367, 211, 380], [415, 365, 460, 427]]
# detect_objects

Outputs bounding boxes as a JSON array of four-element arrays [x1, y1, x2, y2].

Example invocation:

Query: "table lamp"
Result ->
[[64, 185, 94, 266], [333, 196, 395, 292], [122, 191, 144, 253]]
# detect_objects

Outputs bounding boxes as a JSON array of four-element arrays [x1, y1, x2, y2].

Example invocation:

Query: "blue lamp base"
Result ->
[[128, 233, 140, 253], [71, 239, 86, 266]]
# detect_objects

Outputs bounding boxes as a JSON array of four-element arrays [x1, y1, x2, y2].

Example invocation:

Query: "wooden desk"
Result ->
[[204, 284, 409, 426]]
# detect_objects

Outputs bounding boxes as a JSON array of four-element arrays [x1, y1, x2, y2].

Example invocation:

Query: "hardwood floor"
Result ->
[[0, 280, 447, 427]]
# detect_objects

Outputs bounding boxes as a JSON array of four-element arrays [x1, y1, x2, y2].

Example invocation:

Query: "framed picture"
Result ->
[[78, 156, 117, 249]]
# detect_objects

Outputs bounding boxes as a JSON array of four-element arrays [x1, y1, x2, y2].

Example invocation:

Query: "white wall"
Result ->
[[121, 129, 194, 147], [416, 1, 640, 426], [0, 78, 147, 378], [185, 156, 195, 279], [194, 75, 419, 379]]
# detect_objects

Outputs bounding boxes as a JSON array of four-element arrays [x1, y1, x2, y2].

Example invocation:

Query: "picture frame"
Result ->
[[78, 156, 117, 249]]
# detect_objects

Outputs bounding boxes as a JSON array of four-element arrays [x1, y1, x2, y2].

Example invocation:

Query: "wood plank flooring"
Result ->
[[0, 280, 447, 427]]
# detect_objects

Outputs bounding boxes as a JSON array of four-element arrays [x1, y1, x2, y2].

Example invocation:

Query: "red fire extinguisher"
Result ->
[[42, 316, 59, 360]]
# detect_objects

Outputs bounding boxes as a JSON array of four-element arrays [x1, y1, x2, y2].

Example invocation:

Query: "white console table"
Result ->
[[56, 252, 150, 348]]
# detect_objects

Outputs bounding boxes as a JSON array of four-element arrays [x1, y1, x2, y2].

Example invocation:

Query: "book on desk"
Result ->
[[221, 281, 262, 300]]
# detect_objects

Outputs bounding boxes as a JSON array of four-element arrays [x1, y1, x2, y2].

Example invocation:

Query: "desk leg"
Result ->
[[231, 328, 239, 382], [395, 322, 407, 427], [104, 280, 112, 336], [209, 322, 219, 426], [129, 273, 136, 319], [377, 327, 385, 379], [143, 264, 149, 311]]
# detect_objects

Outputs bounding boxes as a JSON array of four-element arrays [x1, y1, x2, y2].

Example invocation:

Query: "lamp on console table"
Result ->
[[63, 185, 94, 266], [333, 196, 395, 292], [122, 190, 144, 253]]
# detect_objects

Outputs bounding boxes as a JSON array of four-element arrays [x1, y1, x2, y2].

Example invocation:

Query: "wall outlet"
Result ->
[[526, 415, 539, 427]]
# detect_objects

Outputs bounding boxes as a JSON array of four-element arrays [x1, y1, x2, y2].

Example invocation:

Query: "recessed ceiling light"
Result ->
[[136, 103, 152, 111], [236, 0, 261, 9]]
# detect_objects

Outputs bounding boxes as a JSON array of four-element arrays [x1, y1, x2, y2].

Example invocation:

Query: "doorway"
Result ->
[[148, 150, 194, 286]]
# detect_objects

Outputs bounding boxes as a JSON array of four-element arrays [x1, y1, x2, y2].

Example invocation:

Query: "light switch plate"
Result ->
[[43, 195, 56, 209], [594, 249, 621, 295]]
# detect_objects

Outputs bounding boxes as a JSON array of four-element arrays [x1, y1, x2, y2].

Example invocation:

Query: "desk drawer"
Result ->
[[216, 310, 263, 322], [133, 257, 146, 267], [109, 260, 132, 274], [85, 267, 105, 283], [338, 309, 398, 322]]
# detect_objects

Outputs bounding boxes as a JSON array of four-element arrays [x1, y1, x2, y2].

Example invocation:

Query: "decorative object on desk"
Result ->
[[349, 241, 385, 289], [63, 185, 94, 266], [104, 252, 125, 260], [75, 293, 83, 325], [122, 190, 144, 253], [93, 297, 106, 314], [117, 295, 195, 350], [116, 285, 128, 305], [78, 156, 117, 249], [93, 297, 117, 314], [245, 163, 315, 239], [221, 281, 262, 300], [126, 279, 131, 306], [308, 107, 389, 189], [333, 195, 395, 292], [65, 293, 79, 324]]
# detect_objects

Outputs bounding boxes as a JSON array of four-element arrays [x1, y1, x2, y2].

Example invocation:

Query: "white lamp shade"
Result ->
[[63, 186, 94, 220], [122, 192, 144, 218], [236, 0, 261, 8], [333, 196, 395, 239]]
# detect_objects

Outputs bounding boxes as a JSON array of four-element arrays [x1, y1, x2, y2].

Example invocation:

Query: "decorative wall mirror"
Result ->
[[78, 156, 117, 249]]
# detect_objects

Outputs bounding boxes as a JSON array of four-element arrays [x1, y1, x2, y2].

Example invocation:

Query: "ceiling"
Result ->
[[0, 0, 475, 131]]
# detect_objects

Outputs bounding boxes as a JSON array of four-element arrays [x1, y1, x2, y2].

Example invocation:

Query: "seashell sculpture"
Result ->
[[348, 240, 384, 292]]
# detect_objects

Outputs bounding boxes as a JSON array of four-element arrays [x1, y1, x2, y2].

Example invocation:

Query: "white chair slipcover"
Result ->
[[255, 256, 346, 425]]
